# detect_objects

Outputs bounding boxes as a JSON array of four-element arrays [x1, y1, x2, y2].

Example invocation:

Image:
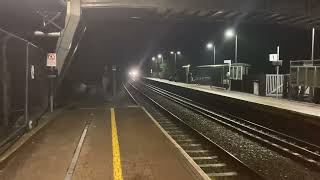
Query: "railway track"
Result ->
[[137, 81, 320, 170], [125, 82, 265, 180]]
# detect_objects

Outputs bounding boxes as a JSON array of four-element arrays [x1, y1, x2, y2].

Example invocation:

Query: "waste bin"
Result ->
[[253, 80, 259, 95]]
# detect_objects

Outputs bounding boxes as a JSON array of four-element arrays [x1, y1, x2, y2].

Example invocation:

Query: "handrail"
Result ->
[[290, 60, 320, 66]]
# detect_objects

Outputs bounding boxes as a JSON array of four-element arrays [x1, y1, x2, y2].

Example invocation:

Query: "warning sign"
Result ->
[[47, 53, 57, 67]]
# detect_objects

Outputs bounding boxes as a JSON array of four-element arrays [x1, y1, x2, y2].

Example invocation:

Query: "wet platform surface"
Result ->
[[146, 78, 320, 118], [0, 102, 196, 180]]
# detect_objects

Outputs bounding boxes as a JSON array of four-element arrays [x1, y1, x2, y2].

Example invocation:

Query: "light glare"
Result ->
[[225, 29, 235, 38], [129, 69, 140, 78], [206, 42, 213, 50]]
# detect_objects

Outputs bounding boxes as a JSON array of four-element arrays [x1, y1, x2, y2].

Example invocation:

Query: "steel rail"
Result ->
[[127, 81, 265, 180], [144, 82, 320, 152]]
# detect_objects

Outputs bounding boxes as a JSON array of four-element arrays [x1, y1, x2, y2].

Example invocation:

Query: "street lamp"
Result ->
[[225, 29, 238, 63], [170, 51, 181, 72], [157, 54, 163, 63], [34, 31, 61, 37], [152, 57, 156, 61], [206, 42, 213, 49], [206, 42, 216, 65]]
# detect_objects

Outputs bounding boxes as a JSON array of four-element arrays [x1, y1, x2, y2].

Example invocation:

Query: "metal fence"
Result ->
[[265, 74, 290, 97], [0, 28, 48, 152]]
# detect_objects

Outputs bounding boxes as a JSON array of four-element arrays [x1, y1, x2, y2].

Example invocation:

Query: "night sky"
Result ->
[[68, 11, 319, 83]]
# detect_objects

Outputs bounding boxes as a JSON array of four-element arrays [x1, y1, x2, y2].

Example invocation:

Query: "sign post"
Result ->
[[269, 47, 282, 98], [276, 46, 280, 99], [112, 65, 117, 97], [47, 53, 57, 112], [224, 60, 232, 90]]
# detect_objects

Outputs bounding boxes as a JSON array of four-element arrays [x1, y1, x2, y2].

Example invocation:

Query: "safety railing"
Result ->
[[290, 60, 320, 67], [0, 28, 48, 152]]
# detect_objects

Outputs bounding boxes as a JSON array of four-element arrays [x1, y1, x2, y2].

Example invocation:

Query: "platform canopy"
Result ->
[[82, 0, 320, 28]]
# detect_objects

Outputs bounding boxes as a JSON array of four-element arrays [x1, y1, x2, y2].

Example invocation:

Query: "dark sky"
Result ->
[[67, 11, 319, 83]]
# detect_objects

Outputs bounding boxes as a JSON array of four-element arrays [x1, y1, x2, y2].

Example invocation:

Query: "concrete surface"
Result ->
[[116, 107, 195, 180], [0, 100, 196, 180]]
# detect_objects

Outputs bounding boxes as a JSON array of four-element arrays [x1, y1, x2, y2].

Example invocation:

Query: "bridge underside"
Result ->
[[81, 0, 320, 29], [55, 0, 320, 82]]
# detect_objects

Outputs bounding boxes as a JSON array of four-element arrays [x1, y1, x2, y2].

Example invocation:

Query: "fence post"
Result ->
[[2, 35, 11, 127]]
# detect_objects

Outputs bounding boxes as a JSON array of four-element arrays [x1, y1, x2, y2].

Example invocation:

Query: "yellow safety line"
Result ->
[[111, 108, 123, 180]]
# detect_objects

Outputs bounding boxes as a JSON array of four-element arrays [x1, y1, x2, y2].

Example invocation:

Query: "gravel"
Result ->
[[134, 83, 320, 180]]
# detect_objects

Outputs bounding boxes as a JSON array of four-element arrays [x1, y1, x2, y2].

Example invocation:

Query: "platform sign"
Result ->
[[47, 53, 56, 67], [269, 54, 278, 62], [224, 60, 232, 64]]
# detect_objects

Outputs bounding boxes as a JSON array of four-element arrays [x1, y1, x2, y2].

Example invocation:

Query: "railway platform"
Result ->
[[145, 77, 320, 119], [0, 101, 202, 180], [144, 77, 320, 146]]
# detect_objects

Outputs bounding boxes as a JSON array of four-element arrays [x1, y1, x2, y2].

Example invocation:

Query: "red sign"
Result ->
[[47, 53, 57, 67]]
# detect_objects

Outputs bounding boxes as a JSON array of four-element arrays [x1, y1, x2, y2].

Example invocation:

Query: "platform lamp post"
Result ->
[[152, 56, 156, 76], [206, 42, 216, 65], [157, 54, 163, 63], [225, 29, 238, 63], [157, 54, 163, 78], [311, 27, 315, 63], [170, 51, 181, 73]]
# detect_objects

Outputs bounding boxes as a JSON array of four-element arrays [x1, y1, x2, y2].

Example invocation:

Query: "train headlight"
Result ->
[[129, 69, 140, 79]]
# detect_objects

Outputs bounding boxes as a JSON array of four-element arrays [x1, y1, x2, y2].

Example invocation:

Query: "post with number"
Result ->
[[269, 46, 282, 98]]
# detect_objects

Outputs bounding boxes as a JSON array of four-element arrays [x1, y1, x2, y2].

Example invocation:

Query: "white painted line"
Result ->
[[64, 122, 91, 180], [181, 144, 202, 147], [192, 156, 218, 160], [199, 163, 226, 168], [185, 150, 209, 153], [141, 107, 212, 180], [207, 172, 238, 177]]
